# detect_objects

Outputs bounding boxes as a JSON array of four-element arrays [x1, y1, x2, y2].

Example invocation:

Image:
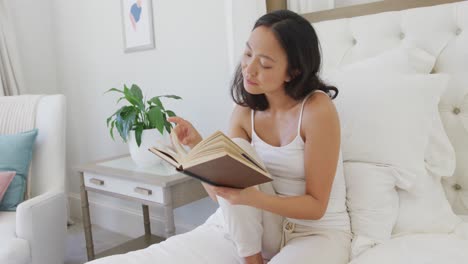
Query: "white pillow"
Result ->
[[334, 47, 456, 179], [331, 72, 449, 187], [340, 47, 435, 74], [322, 47, 455, 258], [329, 72, 449, 258], [424, 111, 456, 178], [345, 162, 399, 259], [393, 170, 462, 236]]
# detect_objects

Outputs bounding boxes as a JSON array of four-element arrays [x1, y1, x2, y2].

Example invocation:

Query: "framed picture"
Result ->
[[121, 0, 155, 52]]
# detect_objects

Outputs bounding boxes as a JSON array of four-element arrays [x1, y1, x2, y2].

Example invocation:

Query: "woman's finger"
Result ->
[[173, 126, 186, 142], [172, 124, 181, 136], [167, 116, 185, 125], [213, 186, 228, 195]]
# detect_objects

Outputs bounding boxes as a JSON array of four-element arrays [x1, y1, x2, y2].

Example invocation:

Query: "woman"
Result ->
[[90, 10, 350, 264]]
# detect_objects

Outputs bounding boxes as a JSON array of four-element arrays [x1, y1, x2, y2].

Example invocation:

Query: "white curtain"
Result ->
[[0, 0, 25, 96], [287, 0, 335, 13]]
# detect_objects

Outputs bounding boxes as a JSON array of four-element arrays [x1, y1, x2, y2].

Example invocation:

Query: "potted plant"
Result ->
[[106, 84, 182, 166]]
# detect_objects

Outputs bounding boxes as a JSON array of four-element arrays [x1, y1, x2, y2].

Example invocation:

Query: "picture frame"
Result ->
[[121, 0, 155, 53]]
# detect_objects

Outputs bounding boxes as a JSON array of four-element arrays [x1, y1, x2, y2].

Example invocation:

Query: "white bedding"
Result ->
[[88, 221, 468, 264], [350, 233, 468, 264], [87, 220, 244, 264]]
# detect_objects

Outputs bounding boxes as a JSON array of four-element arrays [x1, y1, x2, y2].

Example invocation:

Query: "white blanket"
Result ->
[[87, 218, 468, 264], [350, 233, 468, 264]]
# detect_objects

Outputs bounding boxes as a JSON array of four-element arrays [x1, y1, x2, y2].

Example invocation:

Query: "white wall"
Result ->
[[225, 0, 266, 72], [5, 0, 58, 94]]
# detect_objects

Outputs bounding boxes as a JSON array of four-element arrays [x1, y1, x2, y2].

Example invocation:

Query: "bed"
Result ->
[[87, 0, 468, 263], [301, 0, 468, 262]]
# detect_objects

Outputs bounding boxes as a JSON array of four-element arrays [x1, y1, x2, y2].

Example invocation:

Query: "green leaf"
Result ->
[[115, 117, 125, 142], [135, 124, 143, 147], [106, 116, 113, 127], [158, 95, 182, 100], [123, 85, 144, 111], [106, 106, 125, 127], [130, 84, 143, 101], [124, 114, 137, 141], [165, 110, 176, 117], [148, 97, 164, 109], [119, 105, 135, 117], [116, 106, 137, 141], [109, 120, 116, 140], [104, 88, 124, 94], [147, 107, 165, 134], [163, 111, 175, 133], [164, 120, 172, 134], [116, 96, 126, 104]]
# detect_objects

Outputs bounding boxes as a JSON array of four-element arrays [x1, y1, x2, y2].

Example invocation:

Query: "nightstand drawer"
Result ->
[[84, 172, 165, 204]]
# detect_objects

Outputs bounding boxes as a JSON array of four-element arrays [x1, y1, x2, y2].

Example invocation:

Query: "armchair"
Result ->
[[0, 95, 67, 264]]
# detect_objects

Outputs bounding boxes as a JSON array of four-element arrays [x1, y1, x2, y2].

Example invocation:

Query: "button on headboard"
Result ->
[[310, 1, 468, 214]]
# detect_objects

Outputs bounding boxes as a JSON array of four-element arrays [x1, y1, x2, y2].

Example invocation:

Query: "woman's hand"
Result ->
[[212, 186, 261, 206], [167, 116, 203, 149]]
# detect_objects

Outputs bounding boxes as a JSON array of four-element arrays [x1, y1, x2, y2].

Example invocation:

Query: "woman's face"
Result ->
[[241, 26, 290, 95]]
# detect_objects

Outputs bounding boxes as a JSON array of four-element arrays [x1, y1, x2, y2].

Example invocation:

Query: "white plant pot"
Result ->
[[128, 128, 169, 167]]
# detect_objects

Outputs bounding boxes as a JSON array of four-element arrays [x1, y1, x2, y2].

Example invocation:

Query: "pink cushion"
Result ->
[[0, 171, 16, 202]]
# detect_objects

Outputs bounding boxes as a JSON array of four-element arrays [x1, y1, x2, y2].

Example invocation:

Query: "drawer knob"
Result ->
[[90, 178, 104, 186], [134, 187, 152, 196]]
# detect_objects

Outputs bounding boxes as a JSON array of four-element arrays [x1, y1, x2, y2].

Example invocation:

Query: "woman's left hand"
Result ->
[[212, 186, 260, 206]]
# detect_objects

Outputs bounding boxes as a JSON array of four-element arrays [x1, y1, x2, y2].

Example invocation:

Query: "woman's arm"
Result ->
[[227, 104, 251, 141], [214, 93, 340, 220], [203, 105, 251, 203]]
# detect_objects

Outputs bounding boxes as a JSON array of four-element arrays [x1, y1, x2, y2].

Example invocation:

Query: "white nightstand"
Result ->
[[76, 155, 208, 261]]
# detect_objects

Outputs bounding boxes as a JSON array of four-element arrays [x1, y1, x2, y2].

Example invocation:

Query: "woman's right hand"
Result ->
[[167, 116, 203, 149], [169, 117, 218, 202]]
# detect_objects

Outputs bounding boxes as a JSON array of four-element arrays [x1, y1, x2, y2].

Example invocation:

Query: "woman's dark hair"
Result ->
[[230, 10, 338, 110]]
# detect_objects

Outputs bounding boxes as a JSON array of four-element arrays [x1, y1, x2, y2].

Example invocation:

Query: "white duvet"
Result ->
[[350, 233, 468, 264], [88, 224, 468, 264], [87, 214, 468, 263]]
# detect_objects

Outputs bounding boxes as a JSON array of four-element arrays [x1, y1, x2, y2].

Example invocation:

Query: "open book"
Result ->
[[148, 131, 272, 189]]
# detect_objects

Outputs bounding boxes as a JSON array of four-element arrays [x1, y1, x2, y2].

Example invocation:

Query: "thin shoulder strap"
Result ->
[[297, 90, 326, 134], [251, 109, 255, 135]]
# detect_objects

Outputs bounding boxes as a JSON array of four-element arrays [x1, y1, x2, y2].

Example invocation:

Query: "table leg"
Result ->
[[142, 204, 151, 243], [163, 188, 176, 237], [80, 173, 95, 260], [164, 204, 175, 237]]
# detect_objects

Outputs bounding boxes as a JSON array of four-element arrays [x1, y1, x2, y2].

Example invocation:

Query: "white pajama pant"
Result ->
[[87, 139, 351, 263]]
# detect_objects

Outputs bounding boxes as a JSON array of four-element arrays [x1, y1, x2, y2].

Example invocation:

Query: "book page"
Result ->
[[170, 131, 188, 162], [148, 132, 187, 167], [188, 130, 224, 154], [184, 131, 266, 172], [148, 146, 181, 169]]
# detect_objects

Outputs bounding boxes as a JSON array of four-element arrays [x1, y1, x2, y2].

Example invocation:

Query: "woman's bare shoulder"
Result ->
[[229, 104, 252, 140], [304, 92, 336, 115], [301, 92, 339, 137], [232, 104, 251, 116]]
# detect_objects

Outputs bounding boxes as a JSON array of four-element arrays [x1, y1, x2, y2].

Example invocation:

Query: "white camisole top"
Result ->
[[251, 90, 350, 231]]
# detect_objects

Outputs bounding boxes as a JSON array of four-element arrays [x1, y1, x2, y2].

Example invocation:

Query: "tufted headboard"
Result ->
[[294, 1, 468, 214]]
